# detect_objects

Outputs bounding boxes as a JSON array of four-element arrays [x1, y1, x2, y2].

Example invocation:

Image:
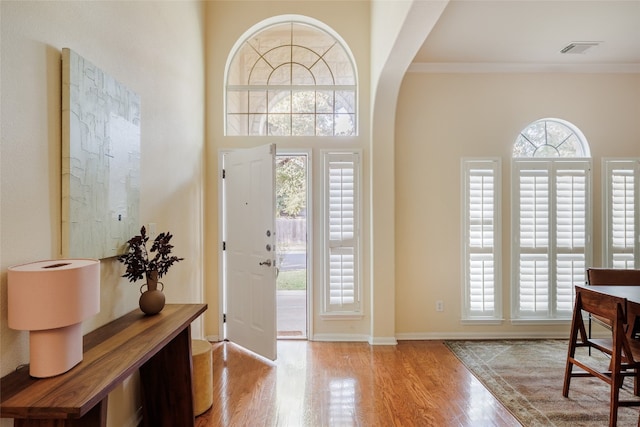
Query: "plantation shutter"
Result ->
[[462, 159, 501, 320], [513, 160, 590, 319], [324, 152, 360, 314], [554, 164, 588, 313], [604, 159, 640, 269], [516, 163, 550, 315]]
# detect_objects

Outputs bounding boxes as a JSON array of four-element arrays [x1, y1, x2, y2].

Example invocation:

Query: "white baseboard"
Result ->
[[395, 331, 569, 341], [310, 333, 370, 342], [368, 336, 398, 345]]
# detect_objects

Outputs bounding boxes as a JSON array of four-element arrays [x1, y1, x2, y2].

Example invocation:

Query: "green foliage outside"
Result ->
[[276, 156, 306, 217], [277, 269, 306, 290]]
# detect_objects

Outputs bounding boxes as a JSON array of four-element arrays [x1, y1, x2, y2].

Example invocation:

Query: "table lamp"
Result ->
[[8, 259, 100, 377]]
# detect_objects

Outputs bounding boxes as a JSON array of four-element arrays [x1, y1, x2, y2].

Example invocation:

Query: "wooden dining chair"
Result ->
[[563, 285, 640, 427], [587, 269, 640, 351]]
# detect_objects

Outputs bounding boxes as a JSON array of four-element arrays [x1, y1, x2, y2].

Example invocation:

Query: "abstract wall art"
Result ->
[[62, 48, 140, 259]]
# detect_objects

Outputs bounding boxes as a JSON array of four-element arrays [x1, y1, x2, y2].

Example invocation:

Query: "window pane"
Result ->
[[249, 22, 291, 55], [228, 44, 260, 85], [316, 91, 334, 113], [316, 114, 334, 136], [269, 63, 291, 85], [335, 91, 355, 113], [227, 90, 248, 114], [311, 60, 334, 85], [249, 91, 267, 114], [248, 58, 273, 86], [324, 44, 355, 85], [557, 135, 582, 157], [227, 114, 247, 136], [292, 45, 319, 70], [267, 114, 291, 136], [292, 91, 315, 114], [291, 63, 315, 85], [545, 121, 572, 147], [334, 114, 355, 136], [292, 22, 335, 57], [268, 91, 291, 113], [292, 114, 315, 136], [248, 114, 267, 135]]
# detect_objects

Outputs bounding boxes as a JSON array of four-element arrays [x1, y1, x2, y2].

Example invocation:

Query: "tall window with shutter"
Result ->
[[323, 151, 361, 315], [603, 159, 640, 269], [511, 118, 591, 321], [462, 159, 501, 321]]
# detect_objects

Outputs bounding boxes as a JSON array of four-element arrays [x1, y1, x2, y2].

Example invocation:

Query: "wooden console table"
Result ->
[[1, 303, 207, 427]]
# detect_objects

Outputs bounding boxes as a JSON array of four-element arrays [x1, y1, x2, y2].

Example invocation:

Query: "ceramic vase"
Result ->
[[139, 270, 165, 315]]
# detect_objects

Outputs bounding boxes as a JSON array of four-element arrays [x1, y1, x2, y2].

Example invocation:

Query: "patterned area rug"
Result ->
[[446, 339, 640, 427]]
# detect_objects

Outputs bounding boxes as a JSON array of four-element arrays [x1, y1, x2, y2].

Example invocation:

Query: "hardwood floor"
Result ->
[[195, 340, 521, 427]]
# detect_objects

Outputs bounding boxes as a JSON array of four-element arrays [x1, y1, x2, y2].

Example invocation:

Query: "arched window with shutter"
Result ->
[[511, 118, 592, 321]]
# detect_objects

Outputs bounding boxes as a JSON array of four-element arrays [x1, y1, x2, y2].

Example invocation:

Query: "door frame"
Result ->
[[217, 148, 314, 342]]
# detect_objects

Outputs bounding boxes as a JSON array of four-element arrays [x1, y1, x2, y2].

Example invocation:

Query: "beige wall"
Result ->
[[0, 1, 205, 426], [395, 72, 640, 338]]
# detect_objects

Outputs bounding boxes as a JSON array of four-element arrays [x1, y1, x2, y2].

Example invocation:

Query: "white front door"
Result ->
[[223, 144, 277, 361]]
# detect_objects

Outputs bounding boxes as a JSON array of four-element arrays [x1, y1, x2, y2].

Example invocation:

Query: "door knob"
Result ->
[[259, 259, 272, 267]]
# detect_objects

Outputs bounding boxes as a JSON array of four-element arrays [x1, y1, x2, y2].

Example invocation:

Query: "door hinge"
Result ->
[[222, 169, 226, 179], [222, 241, 226, 251], [223, 313, 226, 323]]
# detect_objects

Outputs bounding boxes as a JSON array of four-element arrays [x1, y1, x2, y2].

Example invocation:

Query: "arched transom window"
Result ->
[[225, 18, 357, 136], [513, 118, 590, 158]]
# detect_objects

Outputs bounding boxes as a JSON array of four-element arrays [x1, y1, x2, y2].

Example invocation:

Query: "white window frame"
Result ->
[[321, 150, 362, 317], [461, 158, 502, 323], [511, 159, 592, 322], [224, 16, 358, 137], [603, 158, 640, 269]]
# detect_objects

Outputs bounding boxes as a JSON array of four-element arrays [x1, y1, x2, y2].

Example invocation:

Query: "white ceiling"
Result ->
[[411, 0, 640, 72]]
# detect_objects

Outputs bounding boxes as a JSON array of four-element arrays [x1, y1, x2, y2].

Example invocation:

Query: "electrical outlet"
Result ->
[[436, 300, 444, 312]]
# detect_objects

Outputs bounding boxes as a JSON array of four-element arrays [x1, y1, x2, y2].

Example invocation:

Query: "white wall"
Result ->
[[0, 2, 205, 426], [395, 72, 640, 338]]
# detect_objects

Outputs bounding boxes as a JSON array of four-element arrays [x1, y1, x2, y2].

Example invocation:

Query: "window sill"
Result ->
[[460, 318, 504, 325], [510, 318, 571, 325], [320, 312, 363, 320]]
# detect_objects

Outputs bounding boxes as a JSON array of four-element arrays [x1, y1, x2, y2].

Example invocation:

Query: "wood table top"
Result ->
[[1, 303, 207, 420]]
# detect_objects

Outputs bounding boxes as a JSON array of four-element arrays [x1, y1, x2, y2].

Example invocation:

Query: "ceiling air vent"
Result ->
[[560, 42, 601, 54]]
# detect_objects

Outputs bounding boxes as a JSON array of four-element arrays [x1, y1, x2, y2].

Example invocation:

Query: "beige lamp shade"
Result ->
[[8, 259, 100, 377]]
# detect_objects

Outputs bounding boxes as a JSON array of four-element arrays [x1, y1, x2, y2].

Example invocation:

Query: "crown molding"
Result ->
[[408, 62, 640, 74]]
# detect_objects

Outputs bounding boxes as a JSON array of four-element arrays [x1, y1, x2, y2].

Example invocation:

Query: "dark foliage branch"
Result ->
[[118, 226, 184, 282]]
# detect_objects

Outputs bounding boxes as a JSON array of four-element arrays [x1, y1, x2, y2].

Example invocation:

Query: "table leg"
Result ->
[[139, 326, 195, 427]]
